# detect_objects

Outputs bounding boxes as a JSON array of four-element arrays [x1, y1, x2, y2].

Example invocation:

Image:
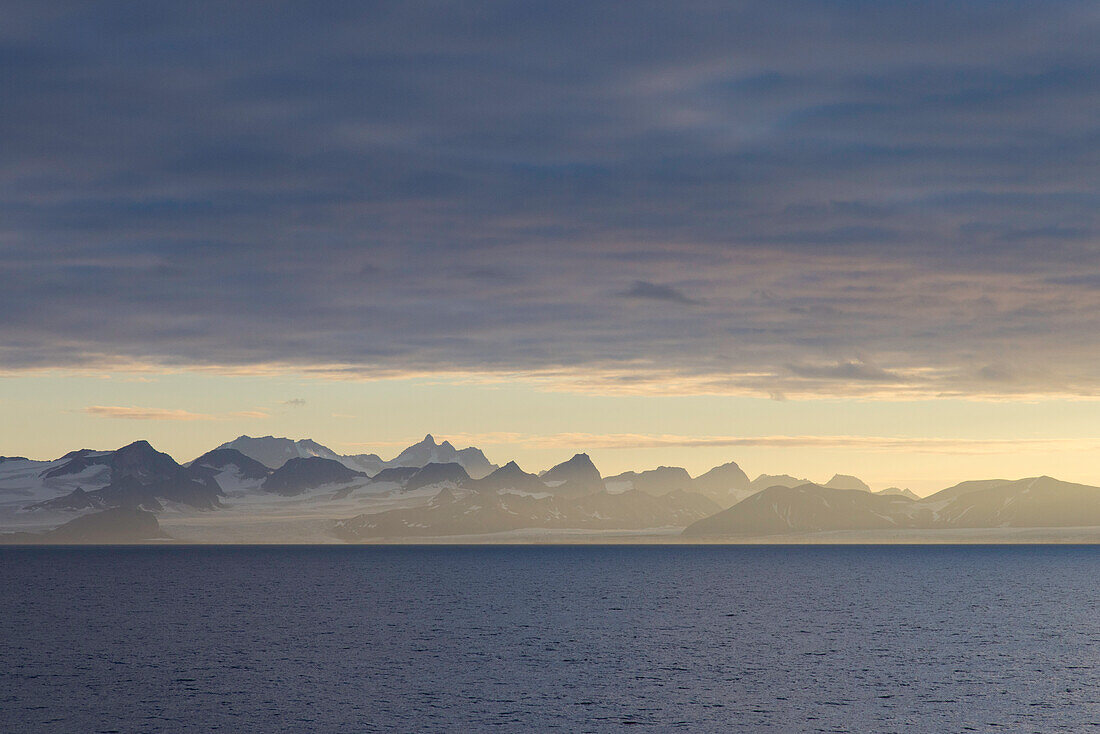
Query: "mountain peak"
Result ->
[[694, 461, 750, 490], [476, 460, 544, 492], [261, 456, 366, 496], [824, 474, 871, 492], [542, 453, 604, 495]]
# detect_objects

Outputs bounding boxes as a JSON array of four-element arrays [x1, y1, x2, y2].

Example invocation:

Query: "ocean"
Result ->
[[2, 545, 1098, 732]]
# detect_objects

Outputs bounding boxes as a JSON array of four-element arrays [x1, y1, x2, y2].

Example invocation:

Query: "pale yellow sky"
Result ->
[[3, 369, 1100, 495]]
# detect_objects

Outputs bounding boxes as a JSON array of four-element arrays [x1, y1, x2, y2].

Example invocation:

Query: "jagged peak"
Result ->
[[545, 453, 599, 475]]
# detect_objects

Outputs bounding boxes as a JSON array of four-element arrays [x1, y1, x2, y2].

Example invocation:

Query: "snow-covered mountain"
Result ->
[[189, 448, 272, 494], [10, 435, 1100, 543], [0, 454, 112, 510], [214, 433, 496, 478], [385, 434, 496, 478], [213, 435, 385, 474], [23, 441, 222, 513]]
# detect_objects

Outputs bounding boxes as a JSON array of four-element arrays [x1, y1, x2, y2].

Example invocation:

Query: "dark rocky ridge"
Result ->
[[261, 457, 366, 496], [368, 466, 420, 484], [189, 448, 272, 481], [403, 462, 470, 492]]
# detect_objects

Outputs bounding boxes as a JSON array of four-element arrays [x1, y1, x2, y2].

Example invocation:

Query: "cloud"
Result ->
[[618, 280, 699, 305], [435, 432, 1100, 456], [3, 3, 1100, 400], [83, 406, 215, 421], [786, 360, 903, 383], [82, 405, 269, 421]]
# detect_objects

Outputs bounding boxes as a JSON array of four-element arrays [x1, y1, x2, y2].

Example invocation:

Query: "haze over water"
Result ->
[[3, 545, 1098, 733]]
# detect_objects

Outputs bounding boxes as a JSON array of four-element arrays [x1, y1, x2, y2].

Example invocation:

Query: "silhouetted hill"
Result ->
[[4, 509, 166, 544], [927, 476, 1100, 528], [684, 484, 917, 536], [921, 479, 1011, 504], [747, 474, 808, 491], [824, 474, 871, 492], [877, 487, 920, 500], [683, 475, 1100, 537]]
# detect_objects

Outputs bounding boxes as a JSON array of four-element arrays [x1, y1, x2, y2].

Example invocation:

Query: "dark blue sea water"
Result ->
[[2, 545, 1099, 733]]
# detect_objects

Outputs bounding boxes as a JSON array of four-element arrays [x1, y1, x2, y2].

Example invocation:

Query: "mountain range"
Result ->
[[215, 434, 496, 478], [4, 433, 1100, 542], [682, 476, 1100, 537]]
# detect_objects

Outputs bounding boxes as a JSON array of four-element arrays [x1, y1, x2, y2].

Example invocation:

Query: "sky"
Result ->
[[3, 1, 1100, 492]]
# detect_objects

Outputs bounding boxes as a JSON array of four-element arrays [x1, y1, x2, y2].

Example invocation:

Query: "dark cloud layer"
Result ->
[[619, 281, 699, 305], [3, 1, 1100, 397]]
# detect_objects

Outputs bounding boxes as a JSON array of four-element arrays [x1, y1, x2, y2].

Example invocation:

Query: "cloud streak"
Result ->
[[83, 406, 216, 422], [619, 281, 699, 305], [427, 432, 1100, 457], [82, 405, 269, 421]]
